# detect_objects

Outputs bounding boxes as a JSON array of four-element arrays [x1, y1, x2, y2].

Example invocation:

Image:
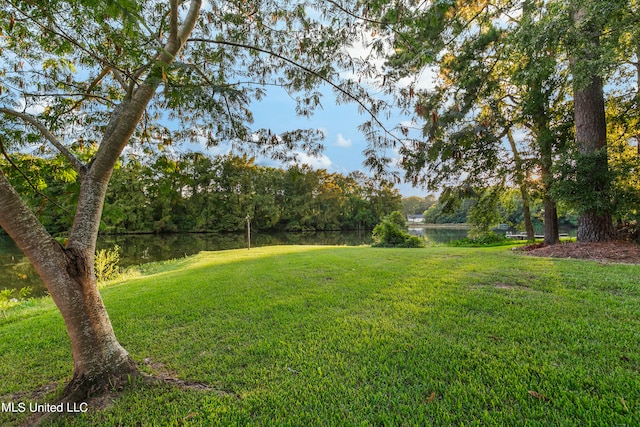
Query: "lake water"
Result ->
[[1, 226, 468, 297]]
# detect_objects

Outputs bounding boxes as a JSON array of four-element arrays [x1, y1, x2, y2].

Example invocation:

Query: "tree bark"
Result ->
[[577, 210, 616, 242], [574, 76, 616, 242], [571, 7, 616, 242], [573, 75, 616, 241], [542, 195, 559, 245]]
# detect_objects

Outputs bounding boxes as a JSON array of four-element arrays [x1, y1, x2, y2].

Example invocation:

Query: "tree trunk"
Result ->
[[577, 211, 615, 242], [506, 130, 535, 241], [520, 187, 535, 241], [0, 171, 137, 401], [573, 74, 616, 241], [540, 160, 559, 245], [543, 196, 559, 245], [572, 8, 616, 242], [48, 259, 138, 401]]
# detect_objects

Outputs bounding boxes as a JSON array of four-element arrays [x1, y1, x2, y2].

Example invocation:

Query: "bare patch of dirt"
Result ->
[[519, 240, 640, 264], [3, 382, 59, 404]]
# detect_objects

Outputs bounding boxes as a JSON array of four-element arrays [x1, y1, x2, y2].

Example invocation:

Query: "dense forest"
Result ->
[[1, 150, 402, 235]]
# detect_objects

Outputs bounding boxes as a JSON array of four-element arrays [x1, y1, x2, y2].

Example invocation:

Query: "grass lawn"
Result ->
[[0, 245, 639, 426]]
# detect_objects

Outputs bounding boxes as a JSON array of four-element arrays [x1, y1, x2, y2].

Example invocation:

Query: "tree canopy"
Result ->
[[358, 0, 639, 242]]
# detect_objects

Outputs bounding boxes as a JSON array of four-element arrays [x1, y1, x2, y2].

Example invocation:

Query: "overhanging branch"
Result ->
[[0, 108, 85, 173], [54, 67, 112, 119]]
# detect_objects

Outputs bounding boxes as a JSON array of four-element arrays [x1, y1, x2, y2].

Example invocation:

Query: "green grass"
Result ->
[[1, 245, 639, 426]]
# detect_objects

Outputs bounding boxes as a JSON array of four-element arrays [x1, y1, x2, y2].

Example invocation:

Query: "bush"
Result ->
[[0, 286, 32, 314], [386, 211, 407, 229], [95, 245, 121, 283], [372, 212, 425, 248], [448, 232, 511, 247]]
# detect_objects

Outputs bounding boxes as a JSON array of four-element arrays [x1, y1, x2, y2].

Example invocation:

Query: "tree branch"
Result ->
[[188, 37, 401, 144], [14, 0, 135, 81], [109, 68, 129, 93], [54, 67, 112, 119], [0, 108, 85, 173], [169, 0, 179, 45], [92, 0, 203, 178]]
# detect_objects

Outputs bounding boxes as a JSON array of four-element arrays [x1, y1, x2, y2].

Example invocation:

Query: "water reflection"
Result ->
[[0, 231, 374, 297], [408, 225, 469, 243]]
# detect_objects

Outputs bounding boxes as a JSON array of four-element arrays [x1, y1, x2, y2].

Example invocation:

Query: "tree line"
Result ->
[[1, 151, 402, 235]]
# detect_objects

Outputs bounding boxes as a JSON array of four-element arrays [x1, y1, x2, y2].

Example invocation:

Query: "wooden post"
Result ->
[[246, 214, 251, 250]]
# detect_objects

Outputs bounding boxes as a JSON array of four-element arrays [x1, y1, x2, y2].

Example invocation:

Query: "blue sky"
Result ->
[[240, 85, 428, 198]]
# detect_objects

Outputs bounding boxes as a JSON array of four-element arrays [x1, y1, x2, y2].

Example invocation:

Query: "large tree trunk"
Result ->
[[573, 73, 616, 241], [577, 211, 616, 242], [0, 170, 137, 401], [572, 8, 616, 242], [542, 195, 559, 245]]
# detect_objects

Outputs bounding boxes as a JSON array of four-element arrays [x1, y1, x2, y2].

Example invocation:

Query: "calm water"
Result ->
[[1, 227, 468, 297]]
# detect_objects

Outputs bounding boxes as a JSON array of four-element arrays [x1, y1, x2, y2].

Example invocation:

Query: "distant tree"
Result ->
[[423, 189, 476, 224], [466, 187, 503, 239], [402, 195, 437, 216]]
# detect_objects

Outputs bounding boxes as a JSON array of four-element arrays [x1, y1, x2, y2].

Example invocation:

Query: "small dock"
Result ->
[[506, 232, 569, 240]]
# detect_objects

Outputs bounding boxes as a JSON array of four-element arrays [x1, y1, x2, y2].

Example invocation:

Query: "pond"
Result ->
[[1, 226, 469, 297]]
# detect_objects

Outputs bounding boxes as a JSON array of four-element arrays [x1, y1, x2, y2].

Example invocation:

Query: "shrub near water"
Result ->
[[95, 245, 121, 283], [372, 211, 425, 248], [448, 232, 512, 247]]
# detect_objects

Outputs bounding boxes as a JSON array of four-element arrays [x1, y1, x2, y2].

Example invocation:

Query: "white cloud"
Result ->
[[335, 133, 352, 148], [290, 151, 333, 169]]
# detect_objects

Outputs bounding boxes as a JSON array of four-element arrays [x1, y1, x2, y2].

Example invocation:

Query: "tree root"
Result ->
[[14, 357, 234, 426]]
